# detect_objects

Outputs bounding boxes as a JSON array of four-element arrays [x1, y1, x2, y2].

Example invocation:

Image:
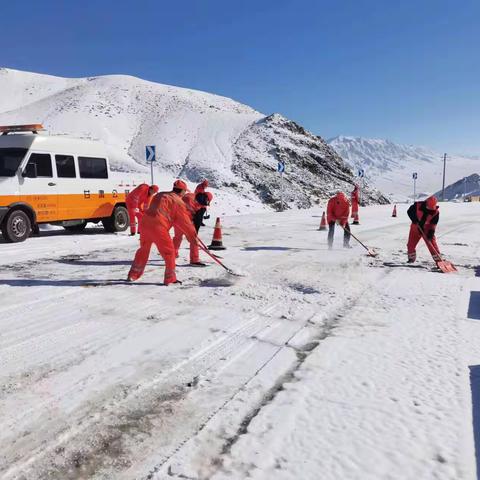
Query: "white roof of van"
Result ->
[[0, 133, 108, 157]]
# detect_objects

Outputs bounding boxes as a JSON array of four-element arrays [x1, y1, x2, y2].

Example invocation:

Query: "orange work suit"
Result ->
[[173, 193, 201, 264], [351, 186, 359, 218], [128, 191, 197, 285], [194, 179, 209, 194], [126, 184, 150, 235], [327, 192, 351, 248], [406, 201, 441, 262]]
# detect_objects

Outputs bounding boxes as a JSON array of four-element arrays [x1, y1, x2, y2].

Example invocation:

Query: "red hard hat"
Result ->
[[173, 179, 188, 191], [426, 196, 438, 210]]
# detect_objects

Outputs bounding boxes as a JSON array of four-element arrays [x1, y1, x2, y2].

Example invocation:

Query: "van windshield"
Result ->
[[0, 148, 28, 176]]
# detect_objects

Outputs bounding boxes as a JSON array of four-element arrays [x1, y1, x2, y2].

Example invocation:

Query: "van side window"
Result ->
[[27, 153, 53, 177], [55, 155, 76, 178], [78, 156, 108, 179]]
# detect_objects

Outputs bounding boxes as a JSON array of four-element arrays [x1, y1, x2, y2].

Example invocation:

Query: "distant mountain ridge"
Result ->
[[328, 135, 479, 200], [434, 173, 480, 201]]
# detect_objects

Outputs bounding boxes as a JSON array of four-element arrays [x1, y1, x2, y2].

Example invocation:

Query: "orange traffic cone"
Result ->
[[392, 205, 397, 217], [208, 217, 226, 250], [352, 209, 360, 225], [318, 211, 327, 231]]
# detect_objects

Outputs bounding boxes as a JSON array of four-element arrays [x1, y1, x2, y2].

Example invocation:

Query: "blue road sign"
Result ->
[[146, 145, 156, 163], [412, 172, 418, 180], [358, 168, 365, 177], [278, 161, 285, 173]]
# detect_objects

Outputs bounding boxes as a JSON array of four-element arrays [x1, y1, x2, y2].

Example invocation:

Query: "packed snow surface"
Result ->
[[329, 136, 480, 201], [1, 202, 480, 479]]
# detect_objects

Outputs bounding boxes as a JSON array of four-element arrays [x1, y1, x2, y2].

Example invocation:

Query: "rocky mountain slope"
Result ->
[[0, 68, 387, 208]]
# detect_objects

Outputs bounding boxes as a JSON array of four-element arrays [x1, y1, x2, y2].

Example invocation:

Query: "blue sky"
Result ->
[[2, 0, 479, 154]]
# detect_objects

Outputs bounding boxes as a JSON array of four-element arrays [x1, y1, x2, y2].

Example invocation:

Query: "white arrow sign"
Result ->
[[146, 145, 156, 163]]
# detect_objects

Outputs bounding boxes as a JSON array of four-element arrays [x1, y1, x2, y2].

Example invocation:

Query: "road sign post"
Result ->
[[146, 145, 156, 184], [358, 168, 365, 205], [278, 161, 285, 211], [412, 172, 418, 200]]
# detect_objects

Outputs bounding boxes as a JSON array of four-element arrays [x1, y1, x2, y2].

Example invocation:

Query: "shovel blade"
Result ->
[[227, 269, 245, 277], [436, 260, 457, 273], [367, 249, 378, 257]]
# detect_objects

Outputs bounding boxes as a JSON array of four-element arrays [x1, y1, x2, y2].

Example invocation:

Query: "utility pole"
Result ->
[[464, 177, 467, 201], [441, 153, 447, 201]]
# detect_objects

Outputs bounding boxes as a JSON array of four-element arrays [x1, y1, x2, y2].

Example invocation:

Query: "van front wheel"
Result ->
[[2, 210, 32, 243], [102, 206, 129, 233]]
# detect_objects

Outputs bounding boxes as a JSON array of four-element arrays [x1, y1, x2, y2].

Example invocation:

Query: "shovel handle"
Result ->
[[339, 223, 377, 256]]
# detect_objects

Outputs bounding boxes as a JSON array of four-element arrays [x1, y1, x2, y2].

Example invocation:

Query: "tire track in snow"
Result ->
[[1, 301, 284, 480], [151, 269, 392, 479]]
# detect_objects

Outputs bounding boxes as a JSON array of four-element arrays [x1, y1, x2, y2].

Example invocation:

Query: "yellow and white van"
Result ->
[[0, 124, 146, 242]]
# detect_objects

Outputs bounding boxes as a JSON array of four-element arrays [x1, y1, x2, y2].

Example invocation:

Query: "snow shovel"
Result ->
[[197, 237, 244, 277], [340, 224, 378, 257], [417, 226, 457, 273]]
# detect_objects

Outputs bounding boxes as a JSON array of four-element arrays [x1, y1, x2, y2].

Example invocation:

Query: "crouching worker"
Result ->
[[406, 196, 441, 263], [173, 186, 213, 266], [127, 180, 197, 285], [327, 191, 351, 249], [126, 184, 159, 235]]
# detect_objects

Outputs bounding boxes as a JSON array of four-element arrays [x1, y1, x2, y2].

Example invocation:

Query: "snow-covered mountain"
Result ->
[[434, 173, 480, 201], [0, 68, 387, 209], [328, 135, 480, 201]]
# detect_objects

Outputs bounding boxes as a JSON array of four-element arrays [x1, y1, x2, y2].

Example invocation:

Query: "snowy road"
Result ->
[[1, 203, 480, 479]]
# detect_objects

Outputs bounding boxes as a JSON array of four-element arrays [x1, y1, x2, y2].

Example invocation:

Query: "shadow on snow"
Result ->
[[469, 366, 480, 479], [0, 279, 164, 287], [242, 246, 315, 252], [56, 259, 164, 267], [468, 292, 480, 321]]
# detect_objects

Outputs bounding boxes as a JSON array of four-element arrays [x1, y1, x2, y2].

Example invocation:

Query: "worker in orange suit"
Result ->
[[173, 184, 213, 266], [326, 191, 351, 249], [406, 196, 441, 263], [127, 180, 197, 285], [351, 184, 360, 224], [125, 184, 159, 235]]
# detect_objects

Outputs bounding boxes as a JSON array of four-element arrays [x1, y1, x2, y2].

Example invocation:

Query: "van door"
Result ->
[[20, 152, 58, 223], [54, 154, 78, 220]]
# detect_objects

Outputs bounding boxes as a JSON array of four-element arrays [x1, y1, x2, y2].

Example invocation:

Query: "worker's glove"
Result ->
[[134, 208, 140, 214], [204, 214, 210, 220]]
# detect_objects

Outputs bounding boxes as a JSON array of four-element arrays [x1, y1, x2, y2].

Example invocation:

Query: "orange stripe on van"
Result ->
[[0, 192, 127, 223]]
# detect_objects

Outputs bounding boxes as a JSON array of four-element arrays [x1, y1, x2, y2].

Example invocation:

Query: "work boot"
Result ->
[[190, 261, 207, 267], [164, 270, 178, 286]]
